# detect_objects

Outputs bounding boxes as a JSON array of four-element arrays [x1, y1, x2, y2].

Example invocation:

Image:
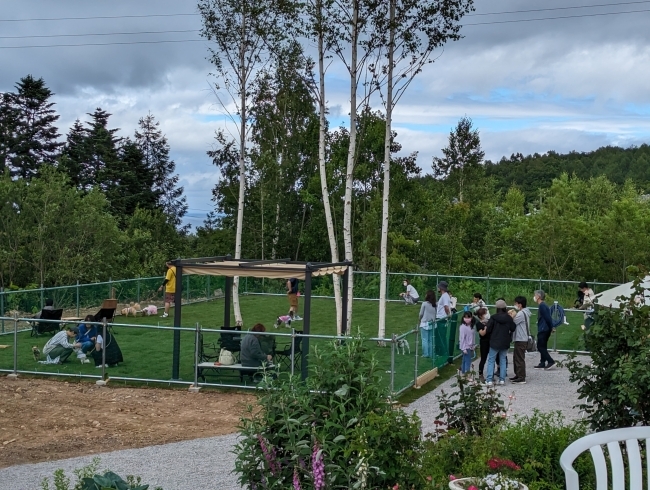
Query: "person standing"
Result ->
[[157, 262, 177, 318], [511, 296, 531, 384], [400, 279, 420, 305], [476, 307, 490, 382], [533, 290, 556, 370], [286, 278, 302, 320], [459, 311, 475, 374], [436, 281, 451, 319], [485, 299, 516, 386], [418, 290, 437, 358]]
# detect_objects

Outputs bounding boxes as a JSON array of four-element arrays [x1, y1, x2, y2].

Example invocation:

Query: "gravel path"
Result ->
[[1, 353, 589, 490]]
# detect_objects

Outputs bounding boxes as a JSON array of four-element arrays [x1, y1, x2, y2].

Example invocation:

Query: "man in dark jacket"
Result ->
[[533, 290, 556, 370], [485, 299, 516, 386]]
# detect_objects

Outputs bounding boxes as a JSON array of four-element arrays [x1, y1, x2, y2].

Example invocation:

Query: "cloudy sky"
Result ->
[[2, 0, 649, 227]]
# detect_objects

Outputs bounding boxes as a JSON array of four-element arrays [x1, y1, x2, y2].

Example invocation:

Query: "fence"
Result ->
[[0, 315, 462, 396]]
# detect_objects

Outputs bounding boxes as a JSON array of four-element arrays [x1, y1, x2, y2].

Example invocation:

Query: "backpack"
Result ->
[[550, 302, 565, 328]]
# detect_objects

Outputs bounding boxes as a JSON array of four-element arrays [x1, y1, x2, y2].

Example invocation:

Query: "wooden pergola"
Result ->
[[169, 256, 353, 380]]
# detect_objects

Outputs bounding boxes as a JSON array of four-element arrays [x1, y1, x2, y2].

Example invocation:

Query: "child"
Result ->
[[459, 311, 475, 374], [275, 311, 294, 328]]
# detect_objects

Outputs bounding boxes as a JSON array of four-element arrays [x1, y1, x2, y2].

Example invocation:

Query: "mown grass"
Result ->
[[0, 296, 588, 394]]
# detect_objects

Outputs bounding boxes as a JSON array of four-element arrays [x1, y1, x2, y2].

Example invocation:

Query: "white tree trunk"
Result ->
[[342, 0, 359, 332], [316, 8, 343, 334], [233, 18, 247, 326], [378, 0, 395, 340]]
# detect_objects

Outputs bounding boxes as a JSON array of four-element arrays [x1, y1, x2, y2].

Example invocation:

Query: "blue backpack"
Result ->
[[550, 302, 565, 328]]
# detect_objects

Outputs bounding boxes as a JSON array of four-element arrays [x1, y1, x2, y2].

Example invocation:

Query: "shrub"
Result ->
[[234, 335, 423, 489], [565, 267, 650, 430], [435, 373, 507, 436], [420, 412, 594, 490], [40, 458, 162, 490]]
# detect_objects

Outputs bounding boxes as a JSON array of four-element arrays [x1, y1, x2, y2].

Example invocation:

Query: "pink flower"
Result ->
[[427, 476, 433, 482], [468, 486, 479, 490], [449, 475, 457, 481], [393, 485, 400, 490]]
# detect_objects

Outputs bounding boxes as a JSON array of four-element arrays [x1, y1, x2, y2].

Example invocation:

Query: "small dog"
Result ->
[[141, 304, 158, 316], [32, 345, 41, 361], [275, 313, 293, 328], [121, 306, 138, 317], [397, 338, 411, 355]]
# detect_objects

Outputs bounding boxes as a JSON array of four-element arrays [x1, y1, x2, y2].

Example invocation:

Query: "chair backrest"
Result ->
[[102, 299, 118, 309], [560, 426, 650, 490], [39, 308, 63, 321], [294, 330, 303, 353], [93, 308, 116, 323], [220, 325, 242, 351]]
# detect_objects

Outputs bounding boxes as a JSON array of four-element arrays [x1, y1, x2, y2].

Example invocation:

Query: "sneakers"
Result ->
[[95, 364, 107, 368], [509, 376, 518, 381], [498, 380, 505, 386], [534, 364, 546, 369], [545, 362, 556, 370], [511, 378, 526, 384], [161, 313, 169, 318], [294, 315, 303, 321], [485, 382, 494, 387]]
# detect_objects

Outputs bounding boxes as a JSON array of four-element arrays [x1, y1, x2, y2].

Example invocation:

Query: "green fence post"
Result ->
[[1, 287, 4, 334], [137, 276, 141, 303], [76, 280, 80, 317], [539, 277, 542, 291], [207, 276, 211, 300], [108, 277, 112, 299], [40, 284, 44, 310], [486, 275, 490, 303]]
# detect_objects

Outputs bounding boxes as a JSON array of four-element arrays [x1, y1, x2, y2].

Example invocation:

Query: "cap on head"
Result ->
[[495, 299, 507, 309], [438, 281, 448, 291]]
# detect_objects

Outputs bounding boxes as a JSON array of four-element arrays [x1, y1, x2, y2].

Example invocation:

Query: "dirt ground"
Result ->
[[0, 376, 254, 469]]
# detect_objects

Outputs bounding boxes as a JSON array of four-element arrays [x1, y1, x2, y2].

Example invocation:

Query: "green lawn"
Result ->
[[0, 296, 588, 393]]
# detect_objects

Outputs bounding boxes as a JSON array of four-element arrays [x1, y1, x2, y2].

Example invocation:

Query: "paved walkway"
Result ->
[[0, 353, 588, 490]]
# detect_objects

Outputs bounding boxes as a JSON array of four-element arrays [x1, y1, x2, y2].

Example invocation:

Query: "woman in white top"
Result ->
[[400, 279, 420, 305], [418, 290, 437, 358]]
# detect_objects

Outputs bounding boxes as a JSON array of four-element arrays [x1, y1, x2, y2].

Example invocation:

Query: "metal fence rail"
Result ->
[[0, 315, 467, 396]]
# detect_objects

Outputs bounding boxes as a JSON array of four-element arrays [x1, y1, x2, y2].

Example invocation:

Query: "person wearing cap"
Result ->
[[436, 281, 452, 318], [485, 299, 516, 386], [41, 326, 82, 364]]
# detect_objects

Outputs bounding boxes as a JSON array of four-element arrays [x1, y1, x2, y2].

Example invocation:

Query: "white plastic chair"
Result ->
[[560, 427, 650, 490]]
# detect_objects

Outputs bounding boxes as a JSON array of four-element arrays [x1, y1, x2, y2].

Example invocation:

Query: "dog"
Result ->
[[141, 304, 158, 316], [275, 314, 293, 329], [32, 345, 41, 361], [121, 306, 138, 317], [397, 338, 410, 355]]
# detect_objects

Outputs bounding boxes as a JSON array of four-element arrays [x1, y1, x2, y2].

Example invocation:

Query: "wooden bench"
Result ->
[[197, 361, 274, 383]]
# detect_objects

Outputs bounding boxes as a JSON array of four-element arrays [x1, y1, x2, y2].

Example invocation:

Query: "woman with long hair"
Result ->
[[418, 290, 437, 358]]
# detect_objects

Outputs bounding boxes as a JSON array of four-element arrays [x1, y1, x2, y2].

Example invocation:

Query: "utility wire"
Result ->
[[468, 0, 650, 16], [0, 29, 199, 40], [464, 7, 650, 25], [0, 13, 197, 22], [1, 7, 649, 48], [0, 0, 648, 22]]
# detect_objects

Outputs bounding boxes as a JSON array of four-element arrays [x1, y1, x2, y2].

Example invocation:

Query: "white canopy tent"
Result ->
[[594, 276, 650, 309]]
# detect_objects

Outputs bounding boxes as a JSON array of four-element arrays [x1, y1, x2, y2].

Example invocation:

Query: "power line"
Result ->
[[464, 7, 650, 25], [0, 39, 204, 49], [0, 13, 197, 23], [469, 0, 650, 16], [0, 29, 199, 40], [0, 1, 647, 23], [0, 7, 648, 48]]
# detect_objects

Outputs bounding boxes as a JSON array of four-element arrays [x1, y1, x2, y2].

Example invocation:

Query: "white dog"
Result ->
[[397, 338, 410, 355]]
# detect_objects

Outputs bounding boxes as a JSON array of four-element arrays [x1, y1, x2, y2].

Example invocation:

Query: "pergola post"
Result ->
[[172, 260, 183, 380], [341, 266, 350, 336], [224, 276, 232, 328], [301, 266, 313, 381]]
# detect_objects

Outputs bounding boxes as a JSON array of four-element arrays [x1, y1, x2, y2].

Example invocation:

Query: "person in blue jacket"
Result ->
[[533, 290, 555, 370], [76, 314, 97, 354]]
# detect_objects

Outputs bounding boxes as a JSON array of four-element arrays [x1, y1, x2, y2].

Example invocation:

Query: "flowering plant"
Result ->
[[477, 473, 521, 490]]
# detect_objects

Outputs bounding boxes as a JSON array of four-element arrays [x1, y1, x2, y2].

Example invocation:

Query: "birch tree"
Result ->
[[371, 0, 475, 339], [198, 0, 292, 324]]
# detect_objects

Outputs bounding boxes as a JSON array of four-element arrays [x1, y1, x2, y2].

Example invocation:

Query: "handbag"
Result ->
[[524, 313, 537, 353], [219, 348, 235, 365]]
